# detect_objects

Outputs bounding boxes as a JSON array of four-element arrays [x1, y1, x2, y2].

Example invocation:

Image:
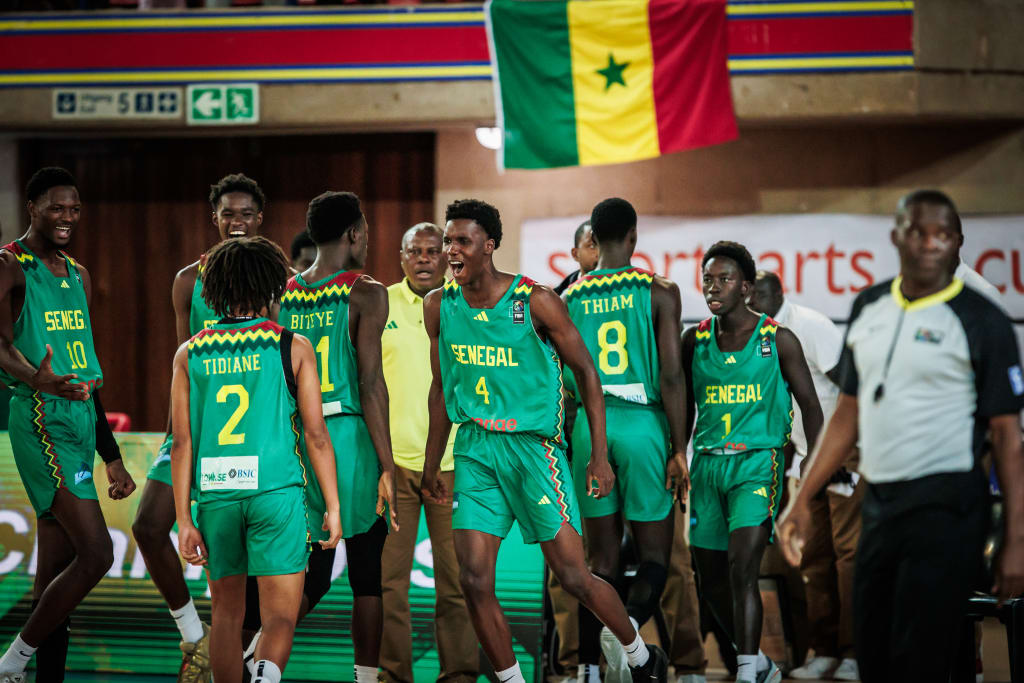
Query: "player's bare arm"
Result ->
[[171, 262, 200, 346], [652, 275, 689, 501], [80, 263, 137, 500], [0, 251, 87, 400], [680, 327, 697, 441], [421, 288, 453, 503], [292, 333, 343, 548], [777, 392, 858, 566], [776, 327, 824, 460], [989, 414, 1024, 600], [351, 275, 399, 531], [169, 342, 206, 567], [530, 285, 613, 498]]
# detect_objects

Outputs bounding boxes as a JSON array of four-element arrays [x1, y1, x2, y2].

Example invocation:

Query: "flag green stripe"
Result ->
[[488, 0, 578, 169]]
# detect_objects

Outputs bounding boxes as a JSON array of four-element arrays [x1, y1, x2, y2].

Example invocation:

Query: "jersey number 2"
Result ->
[[217, 384, 249, 445]]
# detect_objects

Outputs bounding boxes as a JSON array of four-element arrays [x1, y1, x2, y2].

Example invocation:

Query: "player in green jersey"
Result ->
[[681, 241, 822, 683], [563, 198, 689, 683], [421, 199, 669, 683], [170, 236, 342, 683], [279, 191, 399, 683], [132, 173, 265, 682], [0, 167, 136, 683]]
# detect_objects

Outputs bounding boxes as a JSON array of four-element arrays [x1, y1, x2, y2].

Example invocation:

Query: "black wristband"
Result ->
[[92, 389, 122, 464]]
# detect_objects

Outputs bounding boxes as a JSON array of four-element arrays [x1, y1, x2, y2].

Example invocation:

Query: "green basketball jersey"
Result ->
[[187, 318, 305, 502], [279, 270, 362, 415], [439, 275, 564, 441], [190, 264, 220, 334], [563, 266, 660, 407], [690, 314, 793, 453], [1, 240, 103, 398]]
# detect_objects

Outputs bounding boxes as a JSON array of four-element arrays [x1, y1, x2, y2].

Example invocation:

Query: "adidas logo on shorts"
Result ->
[[752, 486, 768, 498], [538, 495, 551, 505]]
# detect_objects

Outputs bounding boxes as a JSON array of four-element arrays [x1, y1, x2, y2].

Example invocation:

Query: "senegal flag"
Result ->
[[485, 0, 738, 169]]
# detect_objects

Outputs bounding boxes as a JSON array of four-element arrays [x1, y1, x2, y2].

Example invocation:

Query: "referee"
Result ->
[[379, 222, 479, 683], [778, 190, 1024, 681]]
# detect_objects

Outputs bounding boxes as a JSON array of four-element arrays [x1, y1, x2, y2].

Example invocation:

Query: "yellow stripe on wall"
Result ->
[[567, 0, 659, 166]]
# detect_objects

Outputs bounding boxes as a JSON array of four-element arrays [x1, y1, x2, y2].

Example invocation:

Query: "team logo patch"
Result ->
[[1010, 365, 1024, 396], [759, 337, 772, 358], [74, 462, 92, 486], [914, 327, 944, 344], [511, 299, 525, 324]]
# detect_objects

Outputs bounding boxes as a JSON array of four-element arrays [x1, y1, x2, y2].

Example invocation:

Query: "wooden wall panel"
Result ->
[[17, 133, 435, 431]]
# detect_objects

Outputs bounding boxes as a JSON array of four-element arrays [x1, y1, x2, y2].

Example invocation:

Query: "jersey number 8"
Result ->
[[597, 321, 628, 375]]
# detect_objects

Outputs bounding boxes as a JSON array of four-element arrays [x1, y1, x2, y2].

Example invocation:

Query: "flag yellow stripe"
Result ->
[[726, 1, 912, 16], [728, 54, 913, 71], [567, 0, 659, 166]]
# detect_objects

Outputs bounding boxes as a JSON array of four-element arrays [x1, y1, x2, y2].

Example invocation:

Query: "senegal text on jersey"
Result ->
[[704, 383, 764, 405], [449, 344, 519, 368], [578, 294, 635, 316], [44, 309, 86, 331]]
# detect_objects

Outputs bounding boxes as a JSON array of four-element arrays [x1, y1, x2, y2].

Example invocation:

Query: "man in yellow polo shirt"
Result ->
[[380, 222, 479, 683]]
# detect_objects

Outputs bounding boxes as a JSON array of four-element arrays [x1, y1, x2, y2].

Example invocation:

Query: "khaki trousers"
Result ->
[[380, 466, 479, 683], [799, 479, 865, 658], [548, 571, 579, 672], [661, 504, 707, 674]]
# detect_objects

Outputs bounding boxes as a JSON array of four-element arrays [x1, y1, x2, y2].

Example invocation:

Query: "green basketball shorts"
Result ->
[[146, 433, 174, 487], [8, 393, 97, 515], [689, 448, 782, 551], [571, 402, 673, 522], [452, 422, 581, 544], [304, 414, 383, 542], [196, 485, 309, 581]]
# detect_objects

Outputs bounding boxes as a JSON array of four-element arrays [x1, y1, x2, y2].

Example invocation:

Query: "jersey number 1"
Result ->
[[316, 336, 334, 393]]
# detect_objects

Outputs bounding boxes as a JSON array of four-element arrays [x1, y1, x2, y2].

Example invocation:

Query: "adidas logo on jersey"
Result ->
[[725, 355, 736, 364], [753, 487, 768, 498], [384, 320, 398, 330], [60, 281, 70, 289], [538, 495, 551, 505], [473, 311, 489, 322]]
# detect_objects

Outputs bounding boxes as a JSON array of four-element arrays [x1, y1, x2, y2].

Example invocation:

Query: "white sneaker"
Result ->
[[676, 675, 706, 683], [790, 656, 839, 679], [0, 673, 26, 683], [833, 658, 860, 681], [600, 626, 631, 683]]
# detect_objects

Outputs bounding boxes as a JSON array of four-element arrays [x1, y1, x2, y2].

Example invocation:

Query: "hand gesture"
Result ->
[[105, 458, 136, 500], [420, 469, 450, 504], [776, 499, 811, 567], [585, 457, 615, 499], [320, 508, 343, 549], [178, 524, 208, 567], [377, 469, 399, 531], [665, 452, 690, 503], [32, 345, 88, 400]]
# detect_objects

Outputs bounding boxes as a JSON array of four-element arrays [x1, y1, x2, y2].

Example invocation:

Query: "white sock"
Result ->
[[736, 654, 757, 682], [757, 650, 771, 672], [253, 659, 282, 683], [495, 662, 526, 683], [577, 663, 600, 683], [244, 628, 263, 674], [0, 635, 36, 673], [624, 631, 648, 668], [169, 599, 205, 644], [354, 665, 378, 683]]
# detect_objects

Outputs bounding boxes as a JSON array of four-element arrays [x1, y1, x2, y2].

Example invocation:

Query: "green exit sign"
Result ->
[[186, 84, 259, 125]]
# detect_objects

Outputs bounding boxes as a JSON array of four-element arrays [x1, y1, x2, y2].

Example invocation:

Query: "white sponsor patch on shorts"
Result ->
[[200, 456, 258, 491], [602, 383, 648, 404]]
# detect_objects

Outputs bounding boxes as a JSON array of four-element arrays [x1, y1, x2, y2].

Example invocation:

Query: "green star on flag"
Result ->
[[597, 53, 629, 90]]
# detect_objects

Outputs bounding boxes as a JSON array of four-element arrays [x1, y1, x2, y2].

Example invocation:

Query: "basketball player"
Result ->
[[278, 191, 399, 683], [682, 241, 823, 683], [169, 236, 342, 683], [563, 198, 689, 683], [421, 199, 669, 683]]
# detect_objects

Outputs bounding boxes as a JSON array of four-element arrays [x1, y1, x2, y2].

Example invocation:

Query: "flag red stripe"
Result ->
[[649, 0, 738, 155], [728, 15, 913, 56]]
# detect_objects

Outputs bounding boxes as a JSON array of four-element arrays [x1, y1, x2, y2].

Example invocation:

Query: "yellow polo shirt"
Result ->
[[382, 279, 456, 472]]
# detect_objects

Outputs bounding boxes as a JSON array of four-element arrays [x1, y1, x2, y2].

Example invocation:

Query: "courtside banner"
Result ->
[[521, 214, 1024, 322], [0, 433, 543, 681]]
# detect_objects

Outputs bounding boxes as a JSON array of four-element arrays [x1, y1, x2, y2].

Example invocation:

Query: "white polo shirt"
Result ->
[[839, 276, 1024, 483], [955, 260, 1003, 308], [774, 299, 843, 457]]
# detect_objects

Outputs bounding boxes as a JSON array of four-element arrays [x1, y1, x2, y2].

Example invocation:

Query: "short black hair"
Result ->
[[209, 173, 266, 212], [755, 269, 783, 295], [702, 241, 757, 283], [445, 199, 502, 248], [897, 189, 962, 233], [201, 236, 289, 317], [290, 230, 315, 261], [306, 191, 364, 245], [27, 167, 76, 202], [573, 220, 591, 248], [590, 198, 636, 244]]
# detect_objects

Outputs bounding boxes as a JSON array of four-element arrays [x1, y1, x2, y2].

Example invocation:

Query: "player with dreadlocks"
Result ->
[[169, 236, 342, 683]]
